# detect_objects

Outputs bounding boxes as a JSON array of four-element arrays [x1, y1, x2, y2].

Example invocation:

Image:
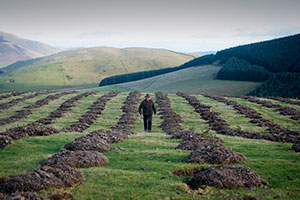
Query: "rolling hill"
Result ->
[[113, 65, 262, 96], [99, 33, 300, 97], [0, 31, 59, 63], [0, 40, 44, 65], [0, 47, 200, 91]]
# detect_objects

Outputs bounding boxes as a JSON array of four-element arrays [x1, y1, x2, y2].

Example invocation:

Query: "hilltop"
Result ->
[[0, 31, 59, 66], [0, 47, 200, 91]]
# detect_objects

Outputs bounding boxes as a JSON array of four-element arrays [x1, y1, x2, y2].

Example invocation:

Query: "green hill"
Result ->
[[0, 47, 200, 91], [114, 65, 261, 96], [99, 34, 300, 97]]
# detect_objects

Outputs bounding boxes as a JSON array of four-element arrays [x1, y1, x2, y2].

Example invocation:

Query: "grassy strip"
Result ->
[[86, 92, 128, 131], [260, 97, 300, 112], [195, 95, 268, 134], [49, 93, 102, 129], [0, 92, 34, 105], [227, 97, 300, 131], [0, 93, 57, 119], [0, 93, 79, 132], [168, 94, 212, 133]]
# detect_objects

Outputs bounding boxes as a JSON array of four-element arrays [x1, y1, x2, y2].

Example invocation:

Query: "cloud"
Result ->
[[72, 31, 120, 40]]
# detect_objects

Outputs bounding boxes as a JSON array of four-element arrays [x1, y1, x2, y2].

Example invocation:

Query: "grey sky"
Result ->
[[1, 0, 300, 51]]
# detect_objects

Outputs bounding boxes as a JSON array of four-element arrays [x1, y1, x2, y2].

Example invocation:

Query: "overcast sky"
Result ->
[[1, 0, 300, 52]]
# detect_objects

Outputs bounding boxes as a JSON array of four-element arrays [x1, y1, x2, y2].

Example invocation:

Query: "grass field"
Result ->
[[115, 65, 262, 96], [0, 47, 199, 92], [0, 91, 299, 199]]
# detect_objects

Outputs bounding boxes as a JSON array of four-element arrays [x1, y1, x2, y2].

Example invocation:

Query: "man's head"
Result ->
[[145, 94, 151, 101]]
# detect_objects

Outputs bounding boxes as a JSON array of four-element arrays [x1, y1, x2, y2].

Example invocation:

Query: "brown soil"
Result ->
[[0, 135, 12, 149], [0, 123, 60, 149], [64, 136, 113, 152], [187, 165, 268, 189], [0, 166, 83, 193], [175, 136, 223, 150], [186, 146, 246, 164], [6, 192, 48, 200], [230, 196, 259, 200], [292, 142, 300, 152], [44, 149, 109, 168]]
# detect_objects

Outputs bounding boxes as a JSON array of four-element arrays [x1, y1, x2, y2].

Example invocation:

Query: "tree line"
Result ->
[[216, 57, 269, 82], [99, 34, 300, 97], [99, 54, 216, 86]]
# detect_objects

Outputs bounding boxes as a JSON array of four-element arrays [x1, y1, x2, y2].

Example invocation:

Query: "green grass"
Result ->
[[195, 95, 269, 134], [0, 92, 58, 119], [49, 93, 102, 130], [259, 97, 300, 112], [0, 92, 299, 199], [0, 92, 79, 132], [227, 97, 300, 132], [116, 65, 262, 96], [0, 92, 35, 105]]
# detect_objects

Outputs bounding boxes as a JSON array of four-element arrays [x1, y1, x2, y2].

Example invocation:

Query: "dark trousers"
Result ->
[[143, 114, 152, 131]]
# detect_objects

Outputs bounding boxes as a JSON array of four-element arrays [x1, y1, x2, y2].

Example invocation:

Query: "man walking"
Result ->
[[139, 94, 156, 132]]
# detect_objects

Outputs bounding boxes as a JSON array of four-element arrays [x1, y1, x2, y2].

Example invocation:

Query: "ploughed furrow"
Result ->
[[0, 92, 95, 149], [0, 91, 141, 199], [63, 91, 121, 132], [177, 92, 300, 146], [204, 94, 300, 136], [156, 92, 246, 165], [36, 92, 96, 125], [156, 92, 266, 195], [0, 91, 29, 101], [267, 96, 300, 106], [242, 96, 300, 121], [0, 91, 76, 126], [0, 92, 49, 110]]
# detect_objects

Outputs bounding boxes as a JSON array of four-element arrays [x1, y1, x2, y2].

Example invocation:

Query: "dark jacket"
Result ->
[[139, 99, 156, 116]]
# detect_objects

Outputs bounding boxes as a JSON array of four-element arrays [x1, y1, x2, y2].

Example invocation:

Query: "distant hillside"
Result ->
[[115, 65, 261, 96], [0, 47, 200, 91], [0, 41, 43, 65], [0, 31, 60, 65], [99, 33, 300, 97], [216, 33, 300, 72]]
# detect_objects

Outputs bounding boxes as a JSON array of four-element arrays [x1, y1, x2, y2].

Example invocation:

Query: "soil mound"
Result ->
[[292, 142, 300, 152], [44, 149, 109, 168], [175, 136, 223, 150], [0, 166, 83, 193], [6, 192, 48, 200], [89, 129, 128, 144], [64, 135, 113, 152], [230, 196, 259, 200], [0, 135, 12, 148], [186, 146, 246, 164], [3, 123, 60, 140], [187, 165, 268, 189]]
